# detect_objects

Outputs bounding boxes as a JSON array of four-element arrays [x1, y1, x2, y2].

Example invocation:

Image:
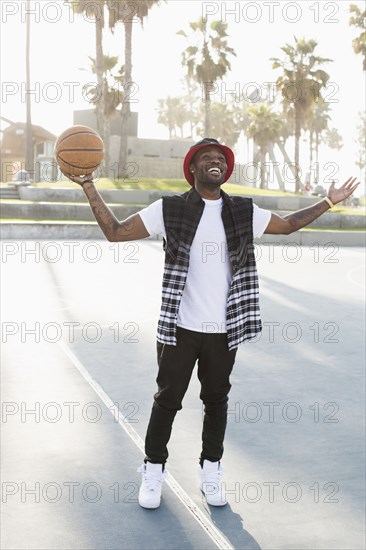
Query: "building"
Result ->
[[0, 119, 57, 183], [74, 109, 194, 180]]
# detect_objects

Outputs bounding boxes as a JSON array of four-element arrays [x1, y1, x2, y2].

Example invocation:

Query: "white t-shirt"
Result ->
[[139, 198, 271, 333]]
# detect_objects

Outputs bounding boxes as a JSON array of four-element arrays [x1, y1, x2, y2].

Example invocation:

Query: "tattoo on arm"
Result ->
[[284, 200, 329, 233], [83, 182, 122, 240], [120, 218, 135, 233]]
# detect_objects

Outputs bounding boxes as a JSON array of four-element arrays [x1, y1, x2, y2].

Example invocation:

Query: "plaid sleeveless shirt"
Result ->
[[157, 187, 262, 350]]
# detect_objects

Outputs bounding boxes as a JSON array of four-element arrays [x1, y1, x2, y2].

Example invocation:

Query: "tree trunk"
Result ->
[[309, 129, 313, 167], [186, 78, 195, 138], [104, 114, 111, 180], [103, 79, 110, 177], [276, 139, 297, 184], [252, 141, 259, 164], [204, 87, 211, 136], [95, 10, 104, 136], [315, 130, 320, 183], [294, 108, 302, 192], [118, 18, 132, 178], [25, 0, 34, 176], [251, 143, 260, 188], [259, 147, 267, 189], [95, 10, 105, 175], [267, 143, 284, 190]]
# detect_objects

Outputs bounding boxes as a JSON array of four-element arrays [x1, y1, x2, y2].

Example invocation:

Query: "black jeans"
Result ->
[[144, 327, 237, 464]]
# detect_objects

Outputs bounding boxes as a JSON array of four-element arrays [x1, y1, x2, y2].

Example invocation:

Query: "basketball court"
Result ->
[[1, 240, 365, 549]]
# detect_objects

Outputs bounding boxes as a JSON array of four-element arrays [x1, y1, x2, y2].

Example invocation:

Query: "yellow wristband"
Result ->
[[324, 196, 334, 209]]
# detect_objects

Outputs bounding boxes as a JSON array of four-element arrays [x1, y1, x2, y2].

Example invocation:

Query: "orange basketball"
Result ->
[[55, 125, 104, 176]]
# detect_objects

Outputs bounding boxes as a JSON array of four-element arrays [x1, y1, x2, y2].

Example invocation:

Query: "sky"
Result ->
[[1, 0, 365, 191]]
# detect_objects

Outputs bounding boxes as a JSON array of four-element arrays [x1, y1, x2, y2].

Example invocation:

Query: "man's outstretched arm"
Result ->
[[264, 177, 359, 235], [66, 175, 150, 242]]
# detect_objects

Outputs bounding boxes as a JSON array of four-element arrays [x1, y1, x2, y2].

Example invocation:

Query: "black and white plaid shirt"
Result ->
[[157, 187, 262, 351]]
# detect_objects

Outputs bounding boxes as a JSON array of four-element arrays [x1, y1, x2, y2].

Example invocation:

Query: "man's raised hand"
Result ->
[[327, 177, 360, 206]]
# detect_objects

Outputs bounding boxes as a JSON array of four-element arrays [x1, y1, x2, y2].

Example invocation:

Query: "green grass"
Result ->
[[1, 219, 364, 231], [0, 219, 98, 223], [5, 177, 366, 202], [0, 199, 146, 207], [2, 177, 365, 217], [301, 227, 366, 231], [27, 177, 300, 196], [331, 206, 366, 215]]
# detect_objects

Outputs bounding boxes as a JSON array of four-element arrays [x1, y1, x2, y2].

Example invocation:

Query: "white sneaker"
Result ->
[[138, 462, 167, 509], [198, 460, 227, 506]]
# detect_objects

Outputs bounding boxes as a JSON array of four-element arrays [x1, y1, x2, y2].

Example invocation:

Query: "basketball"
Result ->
[[55, 125, 104, 177]]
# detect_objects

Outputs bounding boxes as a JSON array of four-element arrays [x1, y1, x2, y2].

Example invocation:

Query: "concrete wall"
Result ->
[[109, 137, 256, 184], [127, 155, 186, 180], [18, 186, 361, 211], [73, 110, 138, 137], [1, 202, 141, 222], [4, 185, 364, 230], [18, 187, 178, 204], [1, 222, 365, 245], [3, 198, 365, 229], [127, 137, 194, 159]]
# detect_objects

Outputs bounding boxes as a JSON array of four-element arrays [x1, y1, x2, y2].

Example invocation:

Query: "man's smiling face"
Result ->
[[190, 146, 228, 187]]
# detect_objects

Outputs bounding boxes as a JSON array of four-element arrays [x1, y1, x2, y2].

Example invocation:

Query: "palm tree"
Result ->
[[355, 111, 366, 182], [178, 17, 236, 135], [246, 103, 283, 189], [195, 102, 240, 149], [349, 4, 366, 71], [324, 128, 343, 151], [25, 0, 33, 174], [82, 56, 124, 176], [69, 0, 106, 140], [156, 97, 177, 138], [274, 104, 299, 185], [271, 37, 332, 192], [156, 96, 190, 138], [182, 78, 201, 138], [232, 101, 251, 163], [304, 99, 331, 182], [107, 0, 162, 177]]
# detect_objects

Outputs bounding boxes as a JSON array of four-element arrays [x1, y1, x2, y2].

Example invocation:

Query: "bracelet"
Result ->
[[81, 179, 93, 187], [323, 196, 334, 209]]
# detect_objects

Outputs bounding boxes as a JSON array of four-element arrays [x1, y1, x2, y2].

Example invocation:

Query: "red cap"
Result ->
[[183, 138, 235, 186]]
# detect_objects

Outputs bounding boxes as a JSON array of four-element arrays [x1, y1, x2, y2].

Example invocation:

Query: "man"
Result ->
[[66, 138, 358, 509]]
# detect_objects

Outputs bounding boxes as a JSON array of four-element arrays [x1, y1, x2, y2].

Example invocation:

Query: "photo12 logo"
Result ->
[[224, 401, 340, 424], [1, 81, 139, 106], [1, 480, 140, 504], [1, 400, 140, 424], [201, 480, 340, 505], [201, 2, 340, 24], [0, 241, 141, 264], [1, 321, 140, 344], [201, 81, 339, 105], [1, 1, 141, 24]]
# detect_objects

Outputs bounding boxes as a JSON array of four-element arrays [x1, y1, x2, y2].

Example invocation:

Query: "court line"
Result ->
[[58, 339, 234, 550], [346, 265, 365, 290]]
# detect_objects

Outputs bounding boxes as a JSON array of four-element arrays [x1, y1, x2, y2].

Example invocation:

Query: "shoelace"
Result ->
[[201, 465, 224, 484], [137, 465, 167, 491]]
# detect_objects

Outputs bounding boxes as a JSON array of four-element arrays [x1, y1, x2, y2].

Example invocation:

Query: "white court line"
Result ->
[[346, 265, 365, 290], [58, 339, 234, 550]]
